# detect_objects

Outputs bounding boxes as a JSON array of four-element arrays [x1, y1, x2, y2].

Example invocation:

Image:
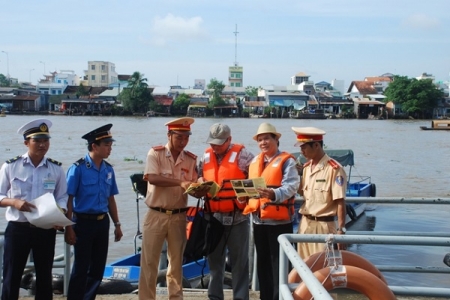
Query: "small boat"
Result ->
[[420, 119, 450, 130], [292, 149, 376, 226]]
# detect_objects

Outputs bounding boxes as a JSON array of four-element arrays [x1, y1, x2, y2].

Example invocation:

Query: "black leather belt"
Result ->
[[74, 212, 107, 220], [303, 215, 336, 222], [150, 207, 188, 215]]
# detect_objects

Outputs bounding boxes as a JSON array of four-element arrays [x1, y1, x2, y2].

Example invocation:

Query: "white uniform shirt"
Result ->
[[0, 153, 68, 222]]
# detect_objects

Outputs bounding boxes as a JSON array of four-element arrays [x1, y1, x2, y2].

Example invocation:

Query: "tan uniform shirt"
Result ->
[[144, 143, 198, 209], [299, 154, 347, 216]]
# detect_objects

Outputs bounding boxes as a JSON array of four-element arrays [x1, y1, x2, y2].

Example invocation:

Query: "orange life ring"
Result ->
[[288, 250, 386, 284], [293, 265, 396, 300]]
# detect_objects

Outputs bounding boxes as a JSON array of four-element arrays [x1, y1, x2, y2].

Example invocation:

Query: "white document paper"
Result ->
[[23, 193, 75, 229]]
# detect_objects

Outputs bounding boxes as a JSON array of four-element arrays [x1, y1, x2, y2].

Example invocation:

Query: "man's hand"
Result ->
[[13, 199, 36, 212], [114, 226, 123, 242], [64, 226, 76, 245]]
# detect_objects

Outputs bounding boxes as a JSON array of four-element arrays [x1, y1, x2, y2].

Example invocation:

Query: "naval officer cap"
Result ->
[[82, 124, 115, 144], [165, 117, 194, 135], [292, 126, 326, 146], [17, 118, 52, 140]]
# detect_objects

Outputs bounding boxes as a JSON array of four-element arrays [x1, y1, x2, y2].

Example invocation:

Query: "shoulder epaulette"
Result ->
[[47, 158, 62, 166], [6, 156, 21, 164], [152, 145, 165, 151], [328, 158, 339, 169], [74, 158, 85, 166], [303, 161, 312, 167], [184, 150, 197, 159]]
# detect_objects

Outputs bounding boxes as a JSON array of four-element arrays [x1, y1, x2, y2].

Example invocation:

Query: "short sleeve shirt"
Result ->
[[0, 153, 68, 222], [299, 154, 347, 216], [144, 144, 198, 209], [66, 154, 119, 214]]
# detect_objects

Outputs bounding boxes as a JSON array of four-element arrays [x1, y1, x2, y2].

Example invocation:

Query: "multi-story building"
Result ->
[[84, 61, 118, 87], [229, 64, 243, 87], [36, 70, 80, 95]]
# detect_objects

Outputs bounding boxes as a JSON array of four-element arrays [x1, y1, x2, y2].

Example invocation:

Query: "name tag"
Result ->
[[43, 179, 56, 190], [316, 179, 326, 182]]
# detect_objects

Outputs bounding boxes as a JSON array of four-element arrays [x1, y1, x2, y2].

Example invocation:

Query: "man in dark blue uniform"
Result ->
[[65, 124, 122, 300], [0, 118, 68, 300]]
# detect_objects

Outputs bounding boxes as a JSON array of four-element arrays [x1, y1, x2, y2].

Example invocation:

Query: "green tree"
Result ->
[[0, 74, 9, 87], [384, 75, 443, 117], [173, 94, 191, 114], [76, 83, 89, 97], [245, 86, 260, 96], [119, 71, 153, 113], [207, 78, 226, 108]]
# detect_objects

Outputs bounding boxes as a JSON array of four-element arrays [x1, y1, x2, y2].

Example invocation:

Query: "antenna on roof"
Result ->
[[233, 24, 239, 67]]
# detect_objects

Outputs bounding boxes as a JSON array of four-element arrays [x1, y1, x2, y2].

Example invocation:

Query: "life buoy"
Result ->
[[293, 265, 395, 300], [288, 250, 386, 284], [346, 204, 357, 221], [370, 183, 376, 197]]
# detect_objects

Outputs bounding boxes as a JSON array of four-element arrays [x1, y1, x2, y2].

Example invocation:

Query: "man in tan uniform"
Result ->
[[292, 127, 347, 259], [138, 117, 198, 300]]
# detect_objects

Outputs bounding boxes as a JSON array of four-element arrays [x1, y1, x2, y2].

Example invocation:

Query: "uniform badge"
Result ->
[[336, 175, 344, 186], [39, 123, 48, 132]]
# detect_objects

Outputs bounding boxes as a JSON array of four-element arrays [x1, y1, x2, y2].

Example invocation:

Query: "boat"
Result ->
[[292, 149, 376, 225], [290, 109, 327, 120], [420, 119, 450, 130]]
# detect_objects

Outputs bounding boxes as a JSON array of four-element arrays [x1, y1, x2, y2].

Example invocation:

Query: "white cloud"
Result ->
[[149, 14, 209, 46], [401, 14, 441, 30]]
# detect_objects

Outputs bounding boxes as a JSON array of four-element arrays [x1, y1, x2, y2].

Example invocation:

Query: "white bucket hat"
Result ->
[[253, 122, 282, 141]]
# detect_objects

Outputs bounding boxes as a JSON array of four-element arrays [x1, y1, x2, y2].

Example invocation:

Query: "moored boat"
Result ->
[[420, 119, 450, 130]]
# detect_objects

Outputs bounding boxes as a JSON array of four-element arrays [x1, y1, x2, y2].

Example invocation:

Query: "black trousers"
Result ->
[[253, 222, 293, 300], [67, 217, 109, 300], [2, 221, 56, 300]]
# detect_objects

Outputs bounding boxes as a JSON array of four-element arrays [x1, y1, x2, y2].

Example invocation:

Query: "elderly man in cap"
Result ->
[[138, 117, 199, 300], [243, 122, 299, 300], [197, 123, 254, 300], [0, 118, 68, 300], [65, 123, 122, 300], [292, 126, 347, 259]]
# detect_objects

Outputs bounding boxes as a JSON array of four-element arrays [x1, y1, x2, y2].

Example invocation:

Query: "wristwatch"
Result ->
[[114, 222, 121, 227], [337, 227, 347, 233]]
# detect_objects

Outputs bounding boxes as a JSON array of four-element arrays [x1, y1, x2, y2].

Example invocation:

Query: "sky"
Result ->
[[1, 0, 450, 88]]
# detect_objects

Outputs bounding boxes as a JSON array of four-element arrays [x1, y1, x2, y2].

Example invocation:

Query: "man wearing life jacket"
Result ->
[[243, 123, 299, 300], [198, 123, 254, 300], [292, 126, 347, 259]]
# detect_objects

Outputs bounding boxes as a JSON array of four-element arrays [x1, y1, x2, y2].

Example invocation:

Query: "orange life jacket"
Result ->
[[203, 144, 247, 213], [243, 152, 295, 221]]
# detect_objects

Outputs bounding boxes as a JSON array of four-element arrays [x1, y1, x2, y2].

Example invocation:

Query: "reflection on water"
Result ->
[[1, 116, 450, 291]]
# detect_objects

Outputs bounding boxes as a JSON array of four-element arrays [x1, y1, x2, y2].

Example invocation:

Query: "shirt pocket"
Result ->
[[81, 176, 98, 197], [313, 183, 329, 204], [160, 169, 173, 179], [11, 177, 31, 199]]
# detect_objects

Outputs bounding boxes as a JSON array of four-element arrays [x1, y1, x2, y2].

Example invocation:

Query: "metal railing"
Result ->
[[278, 197, 450, 299], [0, 231, 71, 296]]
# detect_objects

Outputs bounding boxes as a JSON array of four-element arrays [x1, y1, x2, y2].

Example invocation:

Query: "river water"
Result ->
[[1, 115, 449, 291]]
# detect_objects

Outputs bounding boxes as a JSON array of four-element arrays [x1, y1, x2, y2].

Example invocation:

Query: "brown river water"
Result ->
[[1, 115, 449, 292]]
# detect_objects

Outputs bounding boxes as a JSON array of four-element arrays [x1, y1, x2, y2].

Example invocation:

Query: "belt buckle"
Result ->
[[314, 216, 318, 221], [97, 214, 105, 220], [166, 210, 173, 215]]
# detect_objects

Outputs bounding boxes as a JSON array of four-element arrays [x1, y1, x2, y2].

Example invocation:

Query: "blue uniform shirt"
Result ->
[[66, 154, 119, 214]]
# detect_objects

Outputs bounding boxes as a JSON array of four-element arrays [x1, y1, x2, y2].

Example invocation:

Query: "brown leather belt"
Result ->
[[303, 215, 336, 222], [74, 212, 107, 220], [150, 207, 188, 215]]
